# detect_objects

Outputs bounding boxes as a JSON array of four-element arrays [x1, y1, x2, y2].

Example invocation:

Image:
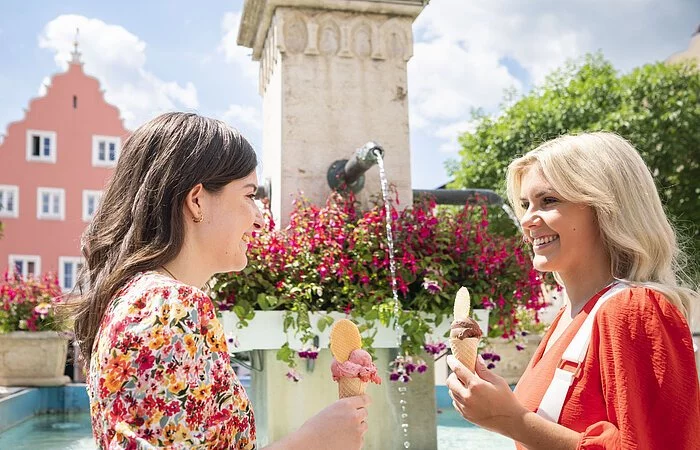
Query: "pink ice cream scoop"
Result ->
[[331, 349, 382, 384]]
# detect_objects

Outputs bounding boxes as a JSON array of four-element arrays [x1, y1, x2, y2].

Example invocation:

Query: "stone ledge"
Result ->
[[239, 0, 425, 59]]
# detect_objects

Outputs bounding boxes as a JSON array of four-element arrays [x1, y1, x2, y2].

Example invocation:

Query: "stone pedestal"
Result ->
[[237, 0, 426, 225], [235, 1, 433, 446], [250, 348, 436, 450]]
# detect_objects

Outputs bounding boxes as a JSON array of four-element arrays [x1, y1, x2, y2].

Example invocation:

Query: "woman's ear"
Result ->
[[184, 184, 204, 222]]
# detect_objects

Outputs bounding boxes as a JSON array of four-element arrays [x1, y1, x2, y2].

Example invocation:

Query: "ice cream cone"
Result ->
[[449, 287, 482, 373], [338, 377, 367, 398], [330, 319, 381, 398], [450, 336, 479, 373]]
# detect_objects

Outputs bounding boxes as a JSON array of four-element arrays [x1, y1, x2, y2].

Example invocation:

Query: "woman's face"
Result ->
[[203, 170, 263, 273], [518, 165, 604, 277]]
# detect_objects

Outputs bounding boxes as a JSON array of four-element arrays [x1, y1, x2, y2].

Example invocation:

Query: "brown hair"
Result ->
[[71, 112, 257, 359]]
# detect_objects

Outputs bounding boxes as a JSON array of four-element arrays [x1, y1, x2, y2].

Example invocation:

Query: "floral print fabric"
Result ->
[[87, 271, 256, 449]]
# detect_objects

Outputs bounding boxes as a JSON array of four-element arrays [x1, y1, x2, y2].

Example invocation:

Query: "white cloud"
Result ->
[[434, 119, 480, 153], [37, 76, 51, 97], [38, 14, 199, 129], [220, 103, 262, 135], [408, 0, 699, 157], [218, 11, 258, 82]]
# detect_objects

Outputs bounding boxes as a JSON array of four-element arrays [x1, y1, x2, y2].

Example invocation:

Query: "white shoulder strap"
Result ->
[[536, 282, 628, 423]]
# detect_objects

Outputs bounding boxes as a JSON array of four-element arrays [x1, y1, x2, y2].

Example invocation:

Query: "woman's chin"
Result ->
[[532, 256, 555, 273], [226, 257, 248, 273]]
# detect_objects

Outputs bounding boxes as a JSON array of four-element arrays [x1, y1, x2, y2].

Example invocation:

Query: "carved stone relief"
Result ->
[[387, 29, 405, 59], [353, 23, 372, 58], [318, 21, 340, 55], [284, 16, 308, 54], [304, 22, 320, 55], [271, 10, 412, 61]]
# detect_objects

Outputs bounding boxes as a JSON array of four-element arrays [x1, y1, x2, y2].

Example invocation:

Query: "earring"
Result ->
[[193, 212, 203, 223]]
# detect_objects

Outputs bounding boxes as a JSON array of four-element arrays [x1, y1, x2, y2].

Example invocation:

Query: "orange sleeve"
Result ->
[[577, 288, 700, 450]]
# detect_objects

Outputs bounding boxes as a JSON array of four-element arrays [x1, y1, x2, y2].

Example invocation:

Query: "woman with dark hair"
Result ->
[[74, 112, 370, 449]]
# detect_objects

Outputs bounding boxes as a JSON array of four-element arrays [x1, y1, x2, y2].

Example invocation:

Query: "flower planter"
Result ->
[[219, 309, 490, 353], [0, 331, 70, 386]]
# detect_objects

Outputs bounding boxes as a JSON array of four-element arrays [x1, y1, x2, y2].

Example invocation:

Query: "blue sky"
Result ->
[[0, 0, 698, 188]]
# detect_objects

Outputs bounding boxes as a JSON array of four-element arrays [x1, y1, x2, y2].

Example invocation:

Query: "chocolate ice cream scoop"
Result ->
[[450, 317, 483, 340]]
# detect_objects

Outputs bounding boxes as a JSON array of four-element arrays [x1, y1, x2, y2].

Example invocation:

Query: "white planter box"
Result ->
[[220, 309, 489, 353], [0, 331, 70, 386]]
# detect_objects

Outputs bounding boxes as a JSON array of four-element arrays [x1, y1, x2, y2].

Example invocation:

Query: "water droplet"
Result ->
[[401, 413, 408, 419], [401, 423, 409, 429], [404, 441, 411, 448], [399, 399, 407, 405], [401, 405, 406, 411], [398, 387, 407, 393]]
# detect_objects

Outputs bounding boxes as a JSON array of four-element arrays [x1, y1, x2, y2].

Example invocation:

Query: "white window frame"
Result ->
[[36, 187, 65, 220], [26, 129, 57, 163], [9, 254, 41, 278], [0, 185, 19, 218], [92, 135, 121, 167], [58, 256, 84, 292], [82, 190, 103, 222]]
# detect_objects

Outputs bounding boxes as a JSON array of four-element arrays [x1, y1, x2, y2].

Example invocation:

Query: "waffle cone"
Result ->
[[329, 319, 362, 363], [338, 377, 367, 398], [450, 337, 479, 372]]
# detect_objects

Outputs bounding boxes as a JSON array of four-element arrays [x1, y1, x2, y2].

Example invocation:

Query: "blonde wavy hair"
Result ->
[[506, 132, 698, 323]]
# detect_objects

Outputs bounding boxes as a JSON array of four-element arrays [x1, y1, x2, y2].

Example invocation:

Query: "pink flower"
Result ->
[[286, 369, 301, 382]]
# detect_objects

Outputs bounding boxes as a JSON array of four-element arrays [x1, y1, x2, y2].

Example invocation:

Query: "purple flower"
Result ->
[[298, 347, 319, 360], [226, 334, 240, 349], [516, 344, 525, 351], [487, 363, 496, 370], [422, 278, 442, 294], [481, 352, 494, 361], [388, 355, 428, 382], [286, 369, 301, 382], [423, 341, 446, 355], [491, 354, 501, 362]]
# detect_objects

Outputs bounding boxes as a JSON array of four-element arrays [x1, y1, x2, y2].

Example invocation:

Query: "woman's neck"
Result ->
[[558, 264, 614, 317], [161, 241, 213, 289]]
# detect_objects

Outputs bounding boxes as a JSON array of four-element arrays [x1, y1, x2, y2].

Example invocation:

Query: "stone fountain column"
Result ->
[[236, 1, 435, 449], [238, 0, 423, 225]]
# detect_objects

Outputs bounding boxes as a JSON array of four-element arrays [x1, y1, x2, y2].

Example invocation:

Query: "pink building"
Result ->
[[0, 43, 129, 291]]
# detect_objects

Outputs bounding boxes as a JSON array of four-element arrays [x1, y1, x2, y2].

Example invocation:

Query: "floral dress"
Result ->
[[87, 271, 256, 449]]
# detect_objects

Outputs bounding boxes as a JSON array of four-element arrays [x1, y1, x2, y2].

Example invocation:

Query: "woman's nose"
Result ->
[[520, 208, 538, 230], [253, 208, 264, 230]]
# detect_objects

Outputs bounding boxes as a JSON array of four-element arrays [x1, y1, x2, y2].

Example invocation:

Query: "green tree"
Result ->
[[448, 53, 700, 269]]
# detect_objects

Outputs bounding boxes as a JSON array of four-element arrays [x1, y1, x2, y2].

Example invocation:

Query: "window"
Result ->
[[9, 255, 41, 278], [26, 130, 57, 163], [92, 135, 121, 167], [37, 188, 65, 220], [82, 190, 103, 222], [59, 257, 84, 291], [0, 185, 19, 218]]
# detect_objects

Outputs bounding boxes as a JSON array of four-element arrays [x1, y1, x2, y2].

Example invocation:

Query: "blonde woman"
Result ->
[[447, 132, 700, 449], [73, 113, 370, 449]]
